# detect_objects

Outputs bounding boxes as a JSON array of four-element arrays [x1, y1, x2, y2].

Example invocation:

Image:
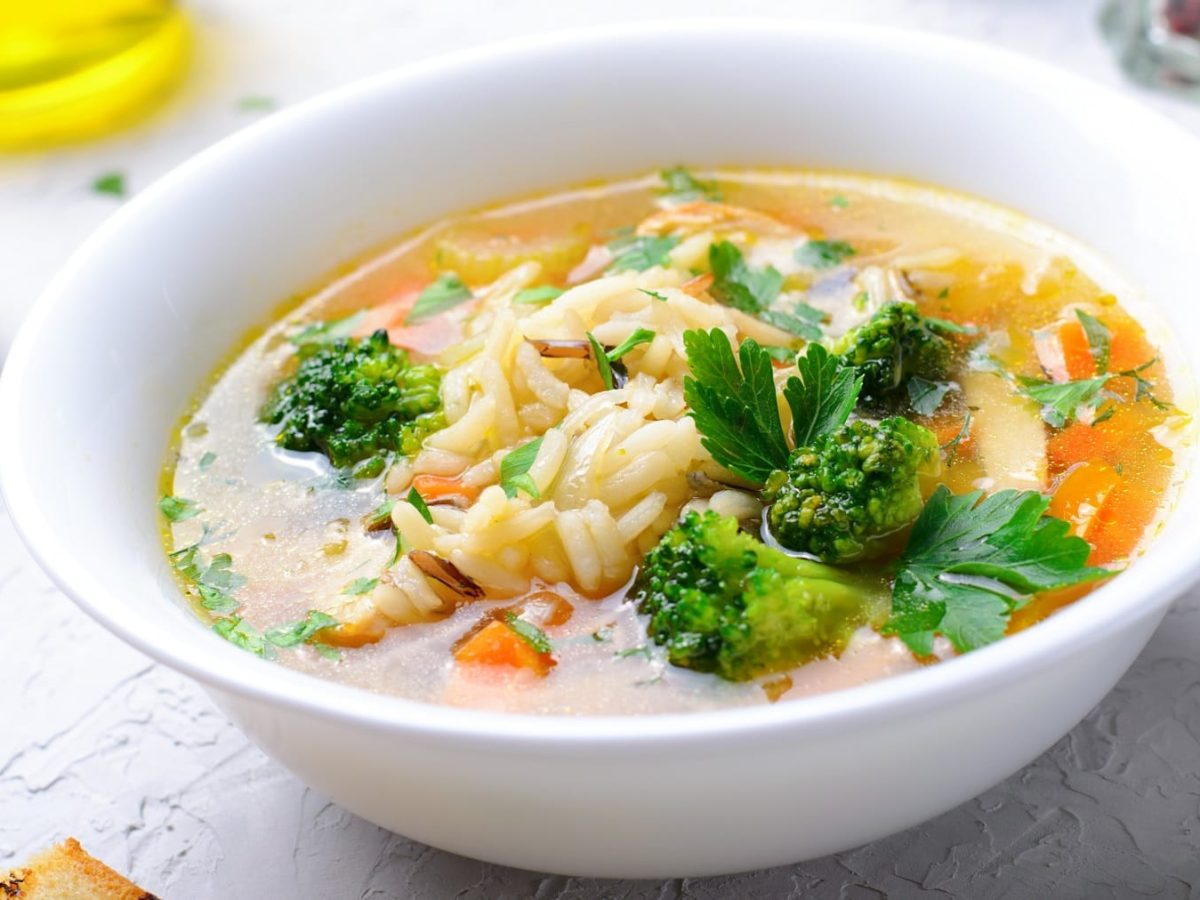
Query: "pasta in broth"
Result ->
[[161, 168, 1189, 715]]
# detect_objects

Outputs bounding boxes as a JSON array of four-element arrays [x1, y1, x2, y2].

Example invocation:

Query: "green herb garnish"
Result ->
[[640, 289, 668, 302], [607, 234, 680, 273], [289, 311, 366, 351], [784, 344, 862, 447], [92, 172, 126, 198], [830, 195, 850, 209], [659, 166, 721, 203], [1076, 309, 1111, 373], [343, 577, 379, 596], [513, 285, 565, 305], [794, 239, 855, 269], [406, 273, 473, 324], [1017, 375, 1112, 428], [159, 495, 201, 523], [237, 94, 277, 112], [906, 376, 953, 417], [499, 436, 544, 499], [213, 616, 272, 657], [198, 451, 217, 471], [708, 240, 784, 313], [884, 486, 1110, 655], [504, 612, 553, 654], [406, 486, 433, 523], [265, 610, 339, 648]]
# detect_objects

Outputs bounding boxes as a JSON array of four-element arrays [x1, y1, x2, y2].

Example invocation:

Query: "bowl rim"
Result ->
[[3, 18, 1200, 748]]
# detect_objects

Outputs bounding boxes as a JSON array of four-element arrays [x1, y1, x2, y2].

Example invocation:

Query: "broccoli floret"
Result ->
[[264, 329, 443, 469], [831, 301, 953, 408], [633, 510, 883, 681], [764, 417, 939, 563]]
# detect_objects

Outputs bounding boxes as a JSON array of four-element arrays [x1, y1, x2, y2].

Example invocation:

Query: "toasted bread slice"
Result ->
[[1, 838, 157, 899]]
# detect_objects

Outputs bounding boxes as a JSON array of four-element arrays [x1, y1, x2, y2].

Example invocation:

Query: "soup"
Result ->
[[160, 169, 1189, 715]]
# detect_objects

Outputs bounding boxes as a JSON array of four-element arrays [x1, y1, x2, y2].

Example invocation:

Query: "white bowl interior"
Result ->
[[4, 22, 1200, 741]]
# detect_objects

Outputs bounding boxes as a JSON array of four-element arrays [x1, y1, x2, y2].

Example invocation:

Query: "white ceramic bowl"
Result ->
[[3, 21, 1200, 878]]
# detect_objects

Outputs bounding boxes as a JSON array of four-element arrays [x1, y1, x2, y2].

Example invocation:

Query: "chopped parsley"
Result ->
[[906, 376, 953, 417], [682, 328, 790, 484], [265, 610, 339, 648], [504, 612, 553, 654], [343, 577, 379, 596], [830, 195, 850, 209], [406, 486, 433, 524], [289, 311, 366, 351], [1018, 375, 1111, 427], [794, 239, 855, 270], [759, 305, 824, 341], [198, 451, 217, 470], [615, 645, 654, 660], [659, 166, 721, 204], [941, 409, 974, 464], [587, 328, 655, 390], [640, 289, 668, 302], [607, 234, 680, 273], [513, 285, 565, 305], [364, 498, 395, 531], [499, 436, 543, 499], [884, 487, 1109, 655], [213, 617, 272, 657], [1076, 309, 1111, 373], [159, 495, 201, 523], [708, 240, 784, 313], [406, 273, 472, 324], [784, 344, 862, 448], [91, 172, 127, 198]]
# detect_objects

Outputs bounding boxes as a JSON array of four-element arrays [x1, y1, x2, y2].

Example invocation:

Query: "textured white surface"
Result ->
[[3, 1, 1200, 896]]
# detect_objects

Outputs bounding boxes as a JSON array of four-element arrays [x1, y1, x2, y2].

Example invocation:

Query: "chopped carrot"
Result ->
[[1049, 462, 1121, 543], [453, 619, 554, 676], [1034, 318, 1095, 382], [929, 412, 974, 460], [1010, 582, 1096, 632], [412, 473, 481, 506]]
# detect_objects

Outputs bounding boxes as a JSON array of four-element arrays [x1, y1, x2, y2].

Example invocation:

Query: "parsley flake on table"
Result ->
[[883, 486, 1110, 656], [91, 172, 127, 198]]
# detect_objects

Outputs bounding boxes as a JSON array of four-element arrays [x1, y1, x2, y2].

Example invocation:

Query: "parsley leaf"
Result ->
[[586, 332, 615, 391], [1076, 309, 1111, 373], [198, 451, 217, 470], [198, 584, 240, 614], [213, 616, 272, 657], [343, 577, 378, 596], [1018, 375, 1111, 427], [830, 195, 850, 209], [607, 234, 679, 272], [406, 486, 433, 524], [500, 436, 544, 499], [640, 289, 668, 302], [884, 486, 1109, 655], [759, 305, 823, 341], [761, 345, 798, 364], [406, 273, 472, 324], [237, 94, 276, 112], [607, 327, 656, 362], [907, 376, 953, 417], [708, 241, 784, 313], [265, 610, 339, 648], [504, 612, 553, 654], [659, 166, 722, 204], [364, 498, 395, 531], [92, 172, 127, 198], [783, 344, 862, 447], [925, 316, 977, 335], [159, 495, 201, 522], [794, 239, 855, 269], [513, 285, 564, 305], [683, 328, 790, 485], [289, 311, 366, 351]]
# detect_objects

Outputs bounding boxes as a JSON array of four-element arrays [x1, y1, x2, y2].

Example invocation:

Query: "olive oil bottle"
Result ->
[[0, 0, 189, 149]]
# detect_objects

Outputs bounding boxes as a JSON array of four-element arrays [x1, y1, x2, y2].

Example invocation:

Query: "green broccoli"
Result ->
[[633, 510, 884, 681], [263, 329, 443, 470], [831, 301, 953, 408], [764, 417, 939, 564]]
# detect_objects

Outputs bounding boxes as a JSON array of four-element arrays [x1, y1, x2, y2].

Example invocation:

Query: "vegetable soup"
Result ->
[[160, 169, 1190, 715]]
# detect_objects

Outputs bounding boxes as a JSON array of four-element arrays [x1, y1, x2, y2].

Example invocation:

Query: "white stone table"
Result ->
[[3, 2, 1200, 896]]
